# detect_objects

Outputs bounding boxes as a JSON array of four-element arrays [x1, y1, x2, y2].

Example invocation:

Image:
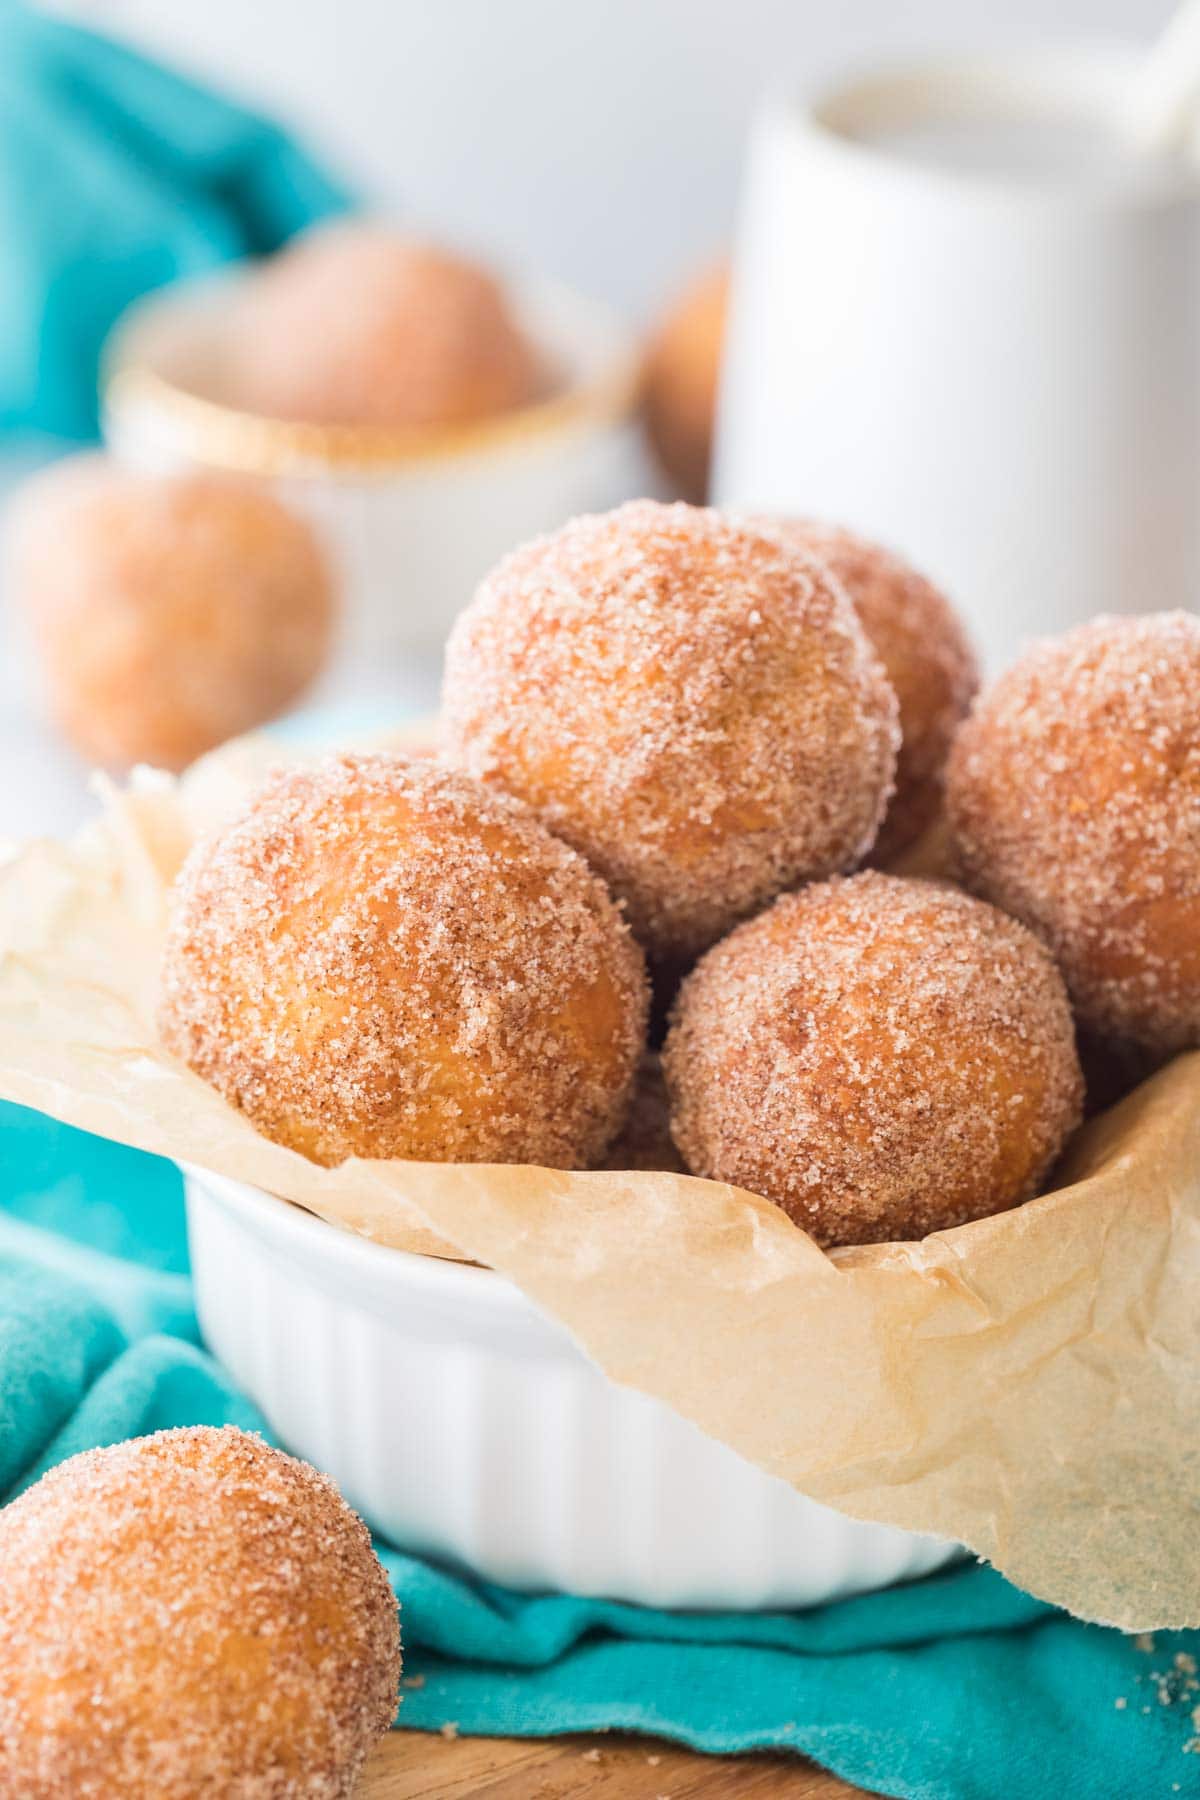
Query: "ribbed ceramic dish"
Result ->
[[102, 270, 650, 663], [185, 1164, 959, 1611]]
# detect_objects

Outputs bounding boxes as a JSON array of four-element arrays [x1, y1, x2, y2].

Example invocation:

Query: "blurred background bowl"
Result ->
[[102, 267, 651, 686]]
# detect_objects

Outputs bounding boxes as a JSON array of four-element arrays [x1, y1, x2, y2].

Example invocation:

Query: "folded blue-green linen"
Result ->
[[0, 0, 349, 439]]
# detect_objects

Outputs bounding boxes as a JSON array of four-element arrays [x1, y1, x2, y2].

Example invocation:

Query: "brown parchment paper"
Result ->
[[0, 741, 1198, 1631]]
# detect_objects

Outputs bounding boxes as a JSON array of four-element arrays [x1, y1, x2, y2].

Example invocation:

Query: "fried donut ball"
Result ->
[[442, 501, 899, 962], [947, 613, 1200, 1054], [232, 220, 542, 429], [664, 871, 1083, 1247], [642, 264, 729, 501], [8, 458, 334, 772], [759, 519, 979, 861], [159, 753, 648, 1167], [0, 1427, 398, 1800]]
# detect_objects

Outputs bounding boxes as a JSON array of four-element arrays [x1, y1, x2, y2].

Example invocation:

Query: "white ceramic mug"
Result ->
[[716, 47, 1200, 671]]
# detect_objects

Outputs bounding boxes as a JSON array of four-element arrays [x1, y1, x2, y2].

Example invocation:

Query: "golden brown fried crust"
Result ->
[[947, 612, 1200, 1055], [0, 1427, 399, 1800], [442, 500, 899, 963], [160, 753, 648, 1168], [664, 871, 1083, 1248]]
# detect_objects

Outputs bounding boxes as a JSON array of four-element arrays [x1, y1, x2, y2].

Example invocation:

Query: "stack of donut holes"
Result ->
[[163, 499, 1200, 1250]]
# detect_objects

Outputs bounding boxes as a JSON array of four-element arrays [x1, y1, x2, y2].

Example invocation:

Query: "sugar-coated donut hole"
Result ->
[[8, 457, 334, 772], [664, 871, 1083, 1248], [755, 518, 979, 862], [0, 1427, 398, 1800], [159, 753, 648, 1168], [231, 221, 543, 430], [442, 500, 900, 963], [947, 612, 1200, 1055]]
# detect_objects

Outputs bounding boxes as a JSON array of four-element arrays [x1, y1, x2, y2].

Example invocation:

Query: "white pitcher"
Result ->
[[716, 46, 1200, 671]]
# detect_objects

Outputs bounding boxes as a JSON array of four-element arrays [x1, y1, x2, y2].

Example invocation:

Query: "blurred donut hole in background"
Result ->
[[640, 263, 730, 503], [7, 457, 336, 772]]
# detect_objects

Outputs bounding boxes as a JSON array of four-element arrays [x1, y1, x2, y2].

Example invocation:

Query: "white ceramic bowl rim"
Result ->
[[789, 41, 1200, 207], [183, 1163, 553, 1321], [185, 1165, 663, 1366]]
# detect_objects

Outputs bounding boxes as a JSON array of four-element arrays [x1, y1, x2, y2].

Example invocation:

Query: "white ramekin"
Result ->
[[185, 1165, 958, 1611], [101, 270, 652, 667]]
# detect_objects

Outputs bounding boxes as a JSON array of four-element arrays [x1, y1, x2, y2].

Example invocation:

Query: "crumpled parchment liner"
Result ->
[[0, 737, 1197, 1631]]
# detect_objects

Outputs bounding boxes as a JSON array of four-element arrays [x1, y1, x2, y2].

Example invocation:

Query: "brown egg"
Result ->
[[232, 220, 542, 430], [9, 457, 334, 771], [442, 500, 899, 963], [642, 264, 729, 501], [0, 1427, 398, 1799], [947, 612, 1200, 1054], [758, 519, 979, 861], [664, 871, 1083, 1248], [159, 753, 648, 1168]]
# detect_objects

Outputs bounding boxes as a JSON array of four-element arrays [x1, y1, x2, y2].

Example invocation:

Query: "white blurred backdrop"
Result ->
[[55, 0, 1175, 317], [3, 0, 1179, 844]]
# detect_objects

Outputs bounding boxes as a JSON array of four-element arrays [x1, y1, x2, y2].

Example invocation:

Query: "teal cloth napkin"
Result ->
[[2, 1101, 1198, 1800], [0, 0, 349, 439]]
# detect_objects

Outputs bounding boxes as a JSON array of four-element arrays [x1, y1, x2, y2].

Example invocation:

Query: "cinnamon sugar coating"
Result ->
[[0, 1427, 398, 1800], [442, 501, 900, 961], [159, 753, 648, 1167], [664, 871, 1083, 1247], [756, 518, 979, 861], [947, 613, 1200, 1054], [232, 221, 542, 429], [8, 457, 334, 772]]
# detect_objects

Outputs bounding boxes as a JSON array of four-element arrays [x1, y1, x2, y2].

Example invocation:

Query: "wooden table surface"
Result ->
[[360, 1733, 867, 1798]]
